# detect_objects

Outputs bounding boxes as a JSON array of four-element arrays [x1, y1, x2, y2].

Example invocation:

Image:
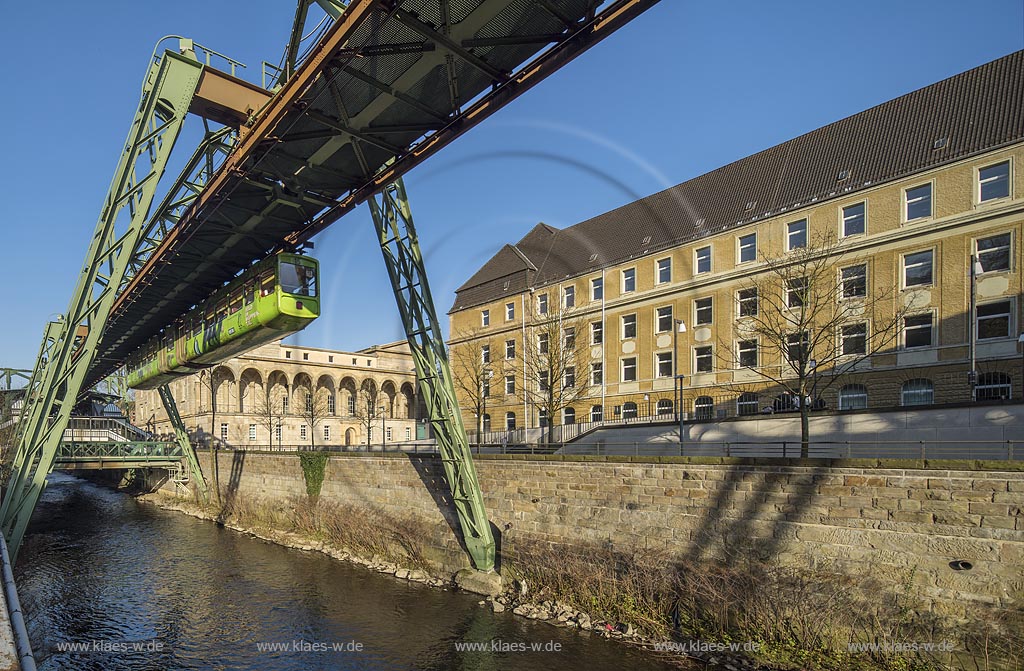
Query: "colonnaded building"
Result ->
[[134, 340, 422, 448], [448, 51, 1024, 437]]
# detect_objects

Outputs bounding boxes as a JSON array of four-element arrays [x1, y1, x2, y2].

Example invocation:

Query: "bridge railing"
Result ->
[[56, 441, 183, 461]]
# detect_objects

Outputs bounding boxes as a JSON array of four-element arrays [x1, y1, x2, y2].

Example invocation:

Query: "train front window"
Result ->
[[280, 261, 317, 297]]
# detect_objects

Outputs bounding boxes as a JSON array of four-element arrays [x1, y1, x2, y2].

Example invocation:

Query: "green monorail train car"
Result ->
[[126, 253, 319, 390]]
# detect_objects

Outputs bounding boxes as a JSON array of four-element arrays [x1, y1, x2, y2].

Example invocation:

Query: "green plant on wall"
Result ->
[[299, 452, 329, 499]]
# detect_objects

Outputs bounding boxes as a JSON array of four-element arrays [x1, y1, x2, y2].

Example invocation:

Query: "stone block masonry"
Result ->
[[174, 452, 1024, 615]]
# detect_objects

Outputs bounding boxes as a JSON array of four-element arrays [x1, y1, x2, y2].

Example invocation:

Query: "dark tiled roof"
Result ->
[[450, 50, 1024, 313]]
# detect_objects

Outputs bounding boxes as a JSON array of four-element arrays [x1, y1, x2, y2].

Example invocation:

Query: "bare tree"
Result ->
[[450, 328, 505, 440], [353, 395, 381, 449], [254, 383, 283, 450], [520, 307, 592, 445], [197, 369, 222, 502], [298, 386, 331, 450], [719, 230, 912, 457]]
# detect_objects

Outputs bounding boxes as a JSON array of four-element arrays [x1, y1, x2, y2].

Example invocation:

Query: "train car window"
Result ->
[[164, 331, 173, 351], [244, 281, 255, 304], [216, 299, 228, 321], [280, 261, 317, 297], [260, 272, 274, 297], [229, 289, 242, 313]]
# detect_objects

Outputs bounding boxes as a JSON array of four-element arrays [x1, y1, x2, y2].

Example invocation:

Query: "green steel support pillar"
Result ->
[[369, 178, 496, 572], [0, 46, 205, 561], [158, 384, 208, 501]]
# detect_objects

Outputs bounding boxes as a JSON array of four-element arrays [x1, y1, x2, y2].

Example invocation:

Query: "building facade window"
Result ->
[[220, 423, 228, 441], [656, 306, 673, 333], [976, 372, 1012, 401], [695, 297, 713, 325], [591, 321, 603, 345], [841, 264, 867, 298], [903, 250, 933, 287], [905, 183, 932, 221], [505, 375, 515, 395], [656, 352, 673, 378], [538, 332, 548, 354], [564, 367, 576, 388], [657, 399, 673, 416], [842, 202, 865, 237], [323, 425, 330, 441], [738, 233, 757, 263], [622, 268, 636, 293], [737, 392, 759, 416], [737, 288, 758, 317], [621, 357, 637, 382], [563, 327, 575, 349], [979, 161, 1010, 202], [622, 314, 637, 339], [591, 405, 603, 422], [787, 277, 807, 308], [694, 346, 713, 373], [481, 344, 490, 364], [328, 394, 336, 415], [657, 257, 672, 284], [977, 233, 1011, 272], [738, 339, 757, 367], [505, 339, 516, 359], [977, 300, 1012, 340], [622, 402, 638, 419], [505, 412, 516, 430], [537, 293, 548, 314], [695, 246, 711, 274], [841, 323, 867, 355], [275, 424, 282, 442], [563, 285, 575, 308], [563, 407, 576, 425], [590, 362, 603, 386], [538, 371, 549, 393], [591, 277, 603, 300], [505, 302, 514, 320], [694, 396, 714, 420], [300, 424, 308, 440], [904, 314, 933, 348], [787, 219, 807, 250], [901, 379, 934, 406], [839, 384, 868, 410], [386, 427, 392, 442], [786, 331, 809, 364], [248, 424, 257, 441]]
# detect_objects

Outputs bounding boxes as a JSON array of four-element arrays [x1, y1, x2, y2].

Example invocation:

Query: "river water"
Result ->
[[15, 474, 680, 670]]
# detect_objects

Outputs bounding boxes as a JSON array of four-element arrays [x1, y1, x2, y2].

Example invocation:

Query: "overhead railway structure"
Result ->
[[1, 0, 660, 570]]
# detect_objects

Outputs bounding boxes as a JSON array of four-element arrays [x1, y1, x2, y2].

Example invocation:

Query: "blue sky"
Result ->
[[1, 1, 1021, 368]]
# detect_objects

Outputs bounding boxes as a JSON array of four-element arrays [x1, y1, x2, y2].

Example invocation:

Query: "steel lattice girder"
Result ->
[[369, 178, 495, 572], [0, 49, 206, 561], [158, 384, 208, 500]]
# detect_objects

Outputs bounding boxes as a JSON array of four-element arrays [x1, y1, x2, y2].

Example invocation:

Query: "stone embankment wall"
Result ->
[[165, 452, 1024, 614]]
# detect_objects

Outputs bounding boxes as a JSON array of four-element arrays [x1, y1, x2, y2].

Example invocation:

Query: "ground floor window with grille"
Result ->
[[323, 425, 331, 441], [838, 384, 868, 410], [591, 405, 603, 422], [657, 399, 673, 415], [386, 427, 392, 442], [405, 427, 412, 440], [737, 392, 758, 416], [248, 424, 256, 441], [901, 379, 934, 406], [976, 372, 1011, 400], [274, 424, 281, 443], [622, 402, 638, 419], [300, 424, 308, 440], [220, 423, 228, 441], [694, 396, 714, 420]]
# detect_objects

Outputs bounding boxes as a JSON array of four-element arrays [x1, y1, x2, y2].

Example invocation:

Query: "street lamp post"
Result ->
[[674, 319, 687, 453], [1017, 334, 1024, 399], [643, 393, 650, 421], [969, 255, 984, 400]]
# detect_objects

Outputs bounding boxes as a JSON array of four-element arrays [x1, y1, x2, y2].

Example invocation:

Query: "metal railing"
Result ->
[[56, 441, 183, 462]]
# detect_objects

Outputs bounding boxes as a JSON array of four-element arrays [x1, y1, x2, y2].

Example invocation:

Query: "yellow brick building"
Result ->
[[447, 51, 1024, 436]]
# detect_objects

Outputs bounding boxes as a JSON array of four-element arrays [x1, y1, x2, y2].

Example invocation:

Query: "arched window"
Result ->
[[482, 413, 491, 432], [976, 372, 1012, 401], [622, 402, 638, 419], [591, 405, 603, 422], [657, 399, 673, 416], [505, 412, 516, 430], [737, 392, 759, 416], [345, 428, 354, 446], [773, 393, 798, 412], [839, 384, 868, 410], [563, 407, 576, 425], [694, 396, 714, 420], [901, 379, 934, 406]]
